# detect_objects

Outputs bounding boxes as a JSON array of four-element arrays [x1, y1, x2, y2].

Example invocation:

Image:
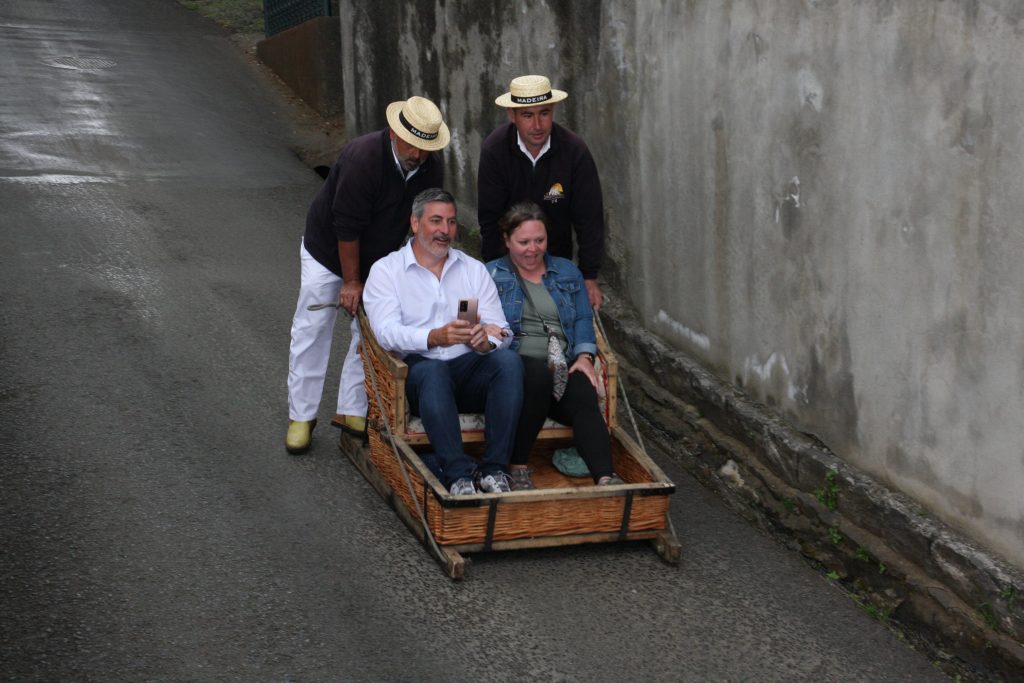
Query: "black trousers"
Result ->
[[512, 355, 613, 481]]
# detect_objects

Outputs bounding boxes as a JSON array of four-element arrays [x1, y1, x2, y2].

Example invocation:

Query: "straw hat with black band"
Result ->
[[494, 75, 568, 108], [385, 96, 450, 151]]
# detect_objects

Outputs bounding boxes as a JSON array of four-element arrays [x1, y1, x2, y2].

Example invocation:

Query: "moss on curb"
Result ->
[[177, 0, 264, 34]]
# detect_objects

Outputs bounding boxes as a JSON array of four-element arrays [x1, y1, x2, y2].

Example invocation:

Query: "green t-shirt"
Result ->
[[519, 279, 567, 360]]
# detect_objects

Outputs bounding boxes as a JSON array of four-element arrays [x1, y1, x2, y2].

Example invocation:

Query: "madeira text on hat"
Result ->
[[495, 75, 568, 108], [385, 96, 451, 152]]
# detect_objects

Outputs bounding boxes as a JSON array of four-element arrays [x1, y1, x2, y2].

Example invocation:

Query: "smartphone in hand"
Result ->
[[457, 298, 478, 323]]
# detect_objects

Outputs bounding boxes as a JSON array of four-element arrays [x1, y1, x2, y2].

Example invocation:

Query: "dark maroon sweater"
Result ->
[[477, 121, 604, 279], [304, 128, 443, 281]]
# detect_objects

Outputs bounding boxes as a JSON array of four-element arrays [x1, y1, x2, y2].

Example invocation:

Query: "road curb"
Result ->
[[599, 294, 1024, 680]]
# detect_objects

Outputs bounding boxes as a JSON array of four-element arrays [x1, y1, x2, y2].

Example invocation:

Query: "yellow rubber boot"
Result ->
[[285, 419, 316, 454], [332, 414, 366, 437]]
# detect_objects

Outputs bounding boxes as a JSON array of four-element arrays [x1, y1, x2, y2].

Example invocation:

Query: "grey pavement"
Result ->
[[0, 1, 946, 680]]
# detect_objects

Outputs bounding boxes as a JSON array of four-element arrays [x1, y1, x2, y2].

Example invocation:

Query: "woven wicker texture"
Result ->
[[366, 427, 669, 546], [358, 307, 670, 550], [361, 312, 404, 435], [425, 493, 669, 546]]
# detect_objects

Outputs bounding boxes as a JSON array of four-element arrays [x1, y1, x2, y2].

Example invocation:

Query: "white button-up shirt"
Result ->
[[363, 241, 511, 360]]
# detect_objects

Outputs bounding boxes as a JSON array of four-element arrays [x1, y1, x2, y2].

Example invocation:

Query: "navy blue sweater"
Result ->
[[477, 122, 604, 279], [304, 128, 443, 281]]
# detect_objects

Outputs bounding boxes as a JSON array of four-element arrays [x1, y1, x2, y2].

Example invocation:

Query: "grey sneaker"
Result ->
[[508, 467, 536, 491], [449, 477, 477, 496], [478, 472, 512, 493], [597, 473, 625, 486]]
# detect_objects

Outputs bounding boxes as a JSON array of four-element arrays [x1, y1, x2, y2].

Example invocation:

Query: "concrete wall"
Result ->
[[257, 16, 342, 118], [339, 0, 1024, 571]]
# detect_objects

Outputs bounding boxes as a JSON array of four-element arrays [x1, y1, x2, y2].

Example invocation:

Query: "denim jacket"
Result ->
[[486, 254, 597, 361]]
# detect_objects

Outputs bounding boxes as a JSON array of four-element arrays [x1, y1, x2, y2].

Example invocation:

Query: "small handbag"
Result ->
[[544, 328, 569, 400], [514, 268, 569, 400]]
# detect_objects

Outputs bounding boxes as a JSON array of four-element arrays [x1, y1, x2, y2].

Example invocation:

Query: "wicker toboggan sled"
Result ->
[[340, 307, 680, 578]]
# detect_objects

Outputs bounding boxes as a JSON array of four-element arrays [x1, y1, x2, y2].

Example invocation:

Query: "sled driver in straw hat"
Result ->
[[478, 75, 605, 310], [285, 96, 450, 455]]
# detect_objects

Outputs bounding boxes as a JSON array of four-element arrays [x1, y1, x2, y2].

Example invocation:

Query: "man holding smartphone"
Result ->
[[457, 298, 478, 323], [363, 188, 522, 495]]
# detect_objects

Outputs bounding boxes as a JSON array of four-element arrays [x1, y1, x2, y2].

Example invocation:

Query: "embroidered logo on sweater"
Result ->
[[543, 182, 565, 203]]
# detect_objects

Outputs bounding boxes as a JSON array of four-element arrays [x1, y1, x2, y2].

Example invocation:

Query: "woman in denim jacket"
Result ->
[[486, 202, 621, 490]]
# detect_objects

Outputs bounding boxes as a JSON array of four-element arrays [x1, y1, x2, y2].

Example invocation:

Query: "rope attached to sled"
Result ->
[[593, 307, 679, 542], [593, 307, 646, 455], [357, 312, 448, 566]]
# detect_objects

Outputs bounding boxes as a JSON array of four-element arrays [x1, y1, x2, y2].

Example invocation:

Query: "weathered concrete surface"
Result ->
[[256, 16, 342, 118], [335, 0, 1024, 676], [338, 0, 1024, 576], [615, 1, 1024, 585], [601, 294, 1024, 679]]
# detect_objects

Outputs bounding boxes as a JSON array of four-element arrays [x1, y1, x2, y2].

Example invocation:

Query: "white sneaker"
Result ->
[[449, 477, 477, 496], [478, 472, 512, 493]]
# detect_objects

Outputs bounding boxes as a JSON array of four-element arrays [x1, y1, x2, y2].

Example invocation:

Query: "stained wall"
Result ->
[[339, 0, 1024, 570]]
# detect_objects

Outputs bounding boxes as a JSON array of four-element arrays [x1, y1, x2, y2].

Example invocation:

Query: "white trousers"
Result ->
[[287, 241, 366, 421]]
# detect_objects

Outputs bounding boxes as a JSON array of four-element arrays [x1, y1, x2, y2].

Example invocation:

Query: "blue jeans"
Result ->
[[404, 349, 523, 486]]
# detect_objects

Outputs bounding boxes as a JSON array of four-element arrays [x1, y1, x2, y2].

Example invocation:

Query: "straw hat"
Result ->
[[495, 75, 568, 108], [385, 96, 450, 151]]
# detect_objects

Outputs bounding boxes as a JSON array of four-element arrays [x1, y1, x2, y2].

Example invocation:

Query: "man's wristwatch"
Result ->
[[580, 352, 595, 363]]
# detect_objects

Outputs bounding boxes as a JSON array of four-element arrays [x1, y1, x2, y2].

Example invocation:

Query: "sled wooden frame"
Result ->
[[341, 307, 681, 578]]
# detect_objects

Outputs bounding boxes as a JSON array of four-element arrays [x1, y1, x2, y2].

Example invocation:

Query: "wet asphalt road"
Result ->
[[0, 1, 947, 681]]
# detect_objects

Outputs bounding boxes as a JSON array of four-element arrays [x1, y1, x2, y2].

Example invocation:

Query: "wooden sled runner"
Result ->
[[341, 307, 681, 578]]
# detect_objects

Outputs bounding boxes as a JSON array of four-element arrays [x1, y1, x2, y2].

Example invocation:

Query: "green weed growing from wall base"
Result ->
[[815, 468, 840, 511]]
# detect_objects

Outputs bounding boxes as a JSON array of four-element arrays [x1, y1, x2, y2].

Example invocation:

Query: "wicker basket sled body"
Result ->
[[342, 308, 681, 578]]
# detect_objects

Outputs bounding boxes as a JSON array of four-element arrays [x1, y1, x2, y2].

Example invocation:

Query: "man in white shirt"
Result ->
[[363, 188, 522, 495]]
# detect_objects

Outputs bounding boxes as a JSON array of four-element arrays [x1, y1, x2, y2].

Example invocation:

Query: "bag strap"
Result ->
[[511, 265, 556, 337]]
